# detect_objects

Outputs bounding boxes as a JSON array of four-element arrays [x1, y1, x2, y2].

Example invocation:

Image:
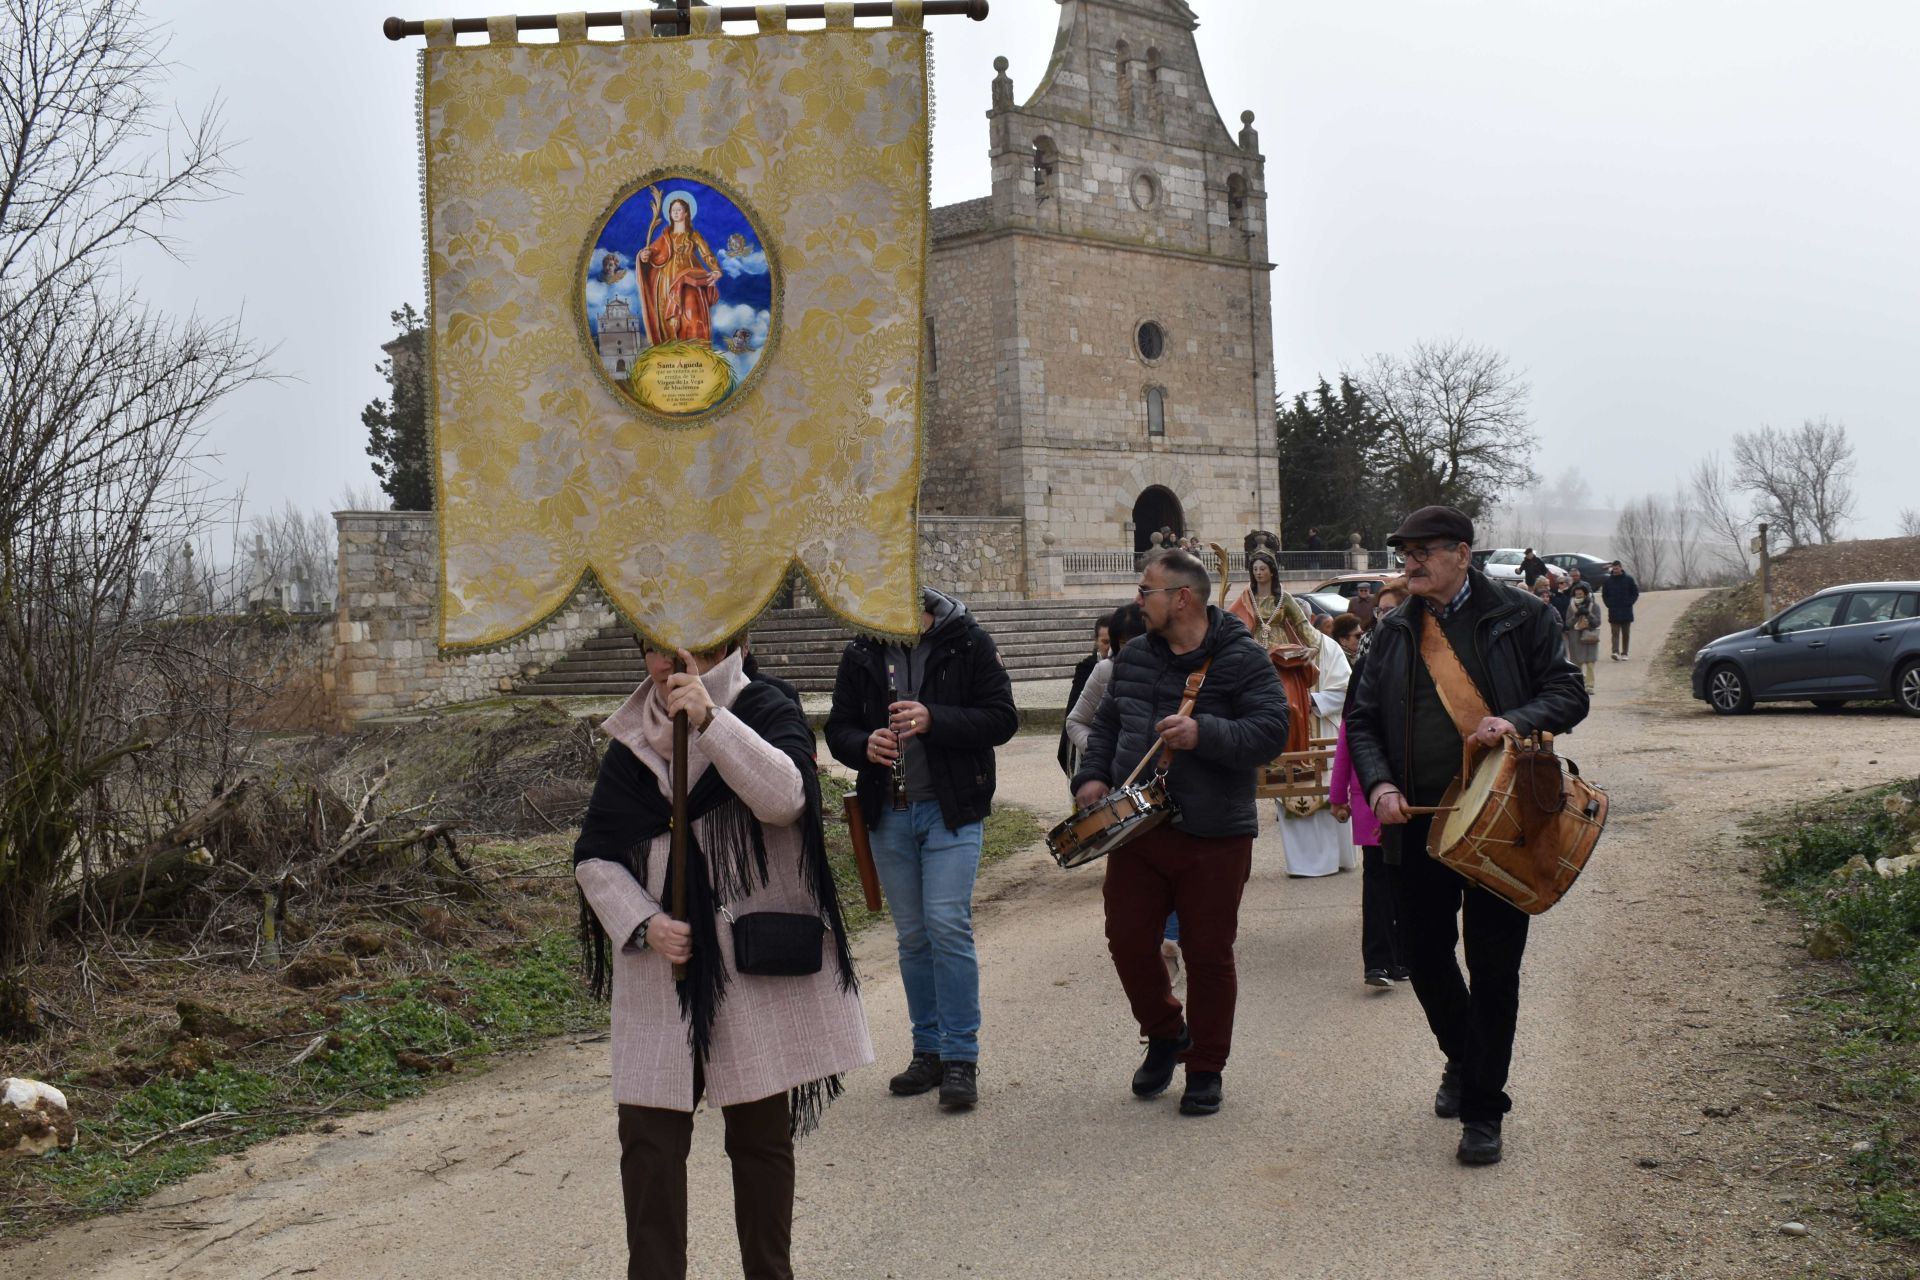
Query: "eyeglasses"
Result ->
[[1395, 541, 1462, 564], [1135, 584, 1187, 599]]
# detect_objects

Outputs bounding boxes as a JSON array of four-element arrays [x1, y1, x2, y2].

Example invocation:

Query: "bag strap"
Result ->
[[1417, 610, 1495, 784], [1118, 657, 1213, 789]]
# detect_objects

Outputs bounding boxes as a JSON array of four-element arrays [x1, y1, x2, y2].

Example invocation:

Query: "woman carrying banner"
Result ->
[[575, 641, 870, 1280]]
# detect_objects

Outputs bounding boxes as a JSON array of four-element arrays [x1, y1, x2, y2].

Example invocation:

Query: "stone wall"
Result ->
[[330, 512, 615, 724], [918, 517, 1024, 601]]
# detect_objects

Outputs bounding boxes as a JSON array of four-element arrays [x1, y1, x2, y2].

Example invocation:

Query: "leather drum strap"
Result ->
[[1118, 658, 1214, 790], [1417, 612, 1495, 784]]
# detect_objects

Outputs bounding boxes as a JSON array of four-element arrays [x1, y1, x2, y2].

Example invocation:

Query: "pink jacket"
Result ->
[[1329, 722, 1381, 848], [577, 661, 872, 1111]]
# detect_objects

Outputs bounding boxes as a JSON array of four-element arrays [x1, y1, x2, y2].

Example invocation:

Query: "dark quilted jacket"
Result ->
[[1070, 607, 1290, 839]]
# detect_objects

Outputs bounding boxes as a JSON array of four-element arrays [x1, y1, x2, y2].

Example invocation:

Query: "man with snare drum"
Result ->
[[1344, 507, 1588, 1165], [1071, 550, 1289, 1117]]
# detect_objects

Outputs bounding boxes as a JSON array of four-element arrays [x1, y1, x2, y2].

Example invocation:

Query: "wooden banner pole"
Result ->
[[384, 1, 989, 40]]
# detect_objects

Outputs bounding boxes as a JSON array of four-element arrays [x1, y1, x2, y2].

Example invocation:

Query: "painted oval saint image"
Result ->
[[582, 173, 777, 422]]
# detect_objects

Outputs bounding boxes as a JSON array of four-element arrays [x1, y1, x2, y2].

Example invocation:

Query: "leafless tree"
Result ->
[[1730, 419, 1857, 547], [0, 0, 263, 1001], [1899, 509, 1920, 539], [1669, 485, 1701, 587], [1356, 338, 1539, 522], [1613, 496, 1670, 589], [1689, 453, 1752, 575]]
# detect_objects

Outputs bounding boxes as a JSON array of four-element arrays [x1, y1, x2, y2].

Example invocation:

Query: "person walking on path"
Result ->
[[1058, 613, 1111, 778], [825, 590, 1017, 1111], [575, 642, 870, 1280], [1329, 719, 1404, 990], [1601, 561, 1640, 659], [1520, 548, 1549, 588], [1072, 550, 1290, 1118], [1564, 584, 1602, 692], [1345, 506, 1588, 1166], [1350, 583, 1377, 630]]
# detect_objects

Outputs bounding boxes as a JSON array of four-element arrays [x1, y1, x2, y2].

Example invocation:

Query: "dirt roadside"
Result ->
[[10, 589, 1917, 1279]]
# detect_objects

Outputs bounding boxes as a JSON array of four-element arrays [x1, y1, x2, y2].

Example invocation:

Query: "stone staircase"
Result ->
[[517, 599, 1110, 697]]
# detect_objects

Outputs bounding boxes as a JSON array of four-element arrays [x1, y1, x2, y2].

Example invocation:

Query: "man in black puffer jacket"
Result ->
[[825, 589, 1016, 1111], [1072, 550, 1289, 1118], [1346, 506, 1588, 1167]]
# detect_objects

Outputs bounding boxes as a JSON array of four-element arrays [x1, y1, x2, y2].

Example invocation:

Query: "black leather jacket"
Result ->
[[1071, 607, 1290, 839], [1345, 570, 1589, 802], [824, 610, 1017, 833]]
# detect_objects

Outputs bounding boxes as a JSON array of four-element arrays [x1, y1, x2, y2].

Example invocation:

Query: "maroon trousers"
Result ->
[[1102, 825, 1254, 1073]]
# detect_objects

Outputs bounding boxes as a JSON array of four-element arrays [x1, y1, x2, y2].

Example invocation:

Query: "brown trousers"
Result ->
[[617, 1079, 793, 1280], [1102, 825, 1254, 1073]]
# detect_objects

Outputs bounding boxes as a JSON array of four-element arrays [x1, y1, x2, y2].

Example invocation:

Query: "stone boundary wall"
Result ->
[[330, 512, 615, 725], [918, 517, 1024, 602]]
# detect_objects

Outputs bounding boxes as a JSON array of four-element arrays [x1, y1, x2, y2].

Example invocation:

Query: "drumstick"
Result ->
[[1402, 804, 1457, 815]]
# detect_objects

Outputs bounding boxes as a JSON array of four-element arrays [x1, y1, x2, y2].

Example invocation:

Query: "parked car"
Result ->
[[1299, 591, 1352, 618], [1542, 551, 1613, 585], [1691, 582, 1920, 716], [1313, 573, 1390, 599], [1480, 548, 1569, 588]]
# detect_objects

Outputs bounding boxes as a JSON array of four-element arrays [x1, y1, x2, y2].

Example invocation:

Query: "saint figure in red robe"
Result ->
[[636, 189, 723, 347]]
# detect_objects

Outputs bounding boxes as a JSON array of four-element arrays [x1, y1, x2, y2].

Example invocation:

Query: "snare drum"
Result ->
[[1046, 778, 1178, 869]]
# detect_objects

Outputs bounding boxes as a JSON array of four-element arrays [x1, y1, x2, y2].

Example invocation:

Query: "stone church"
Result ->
[[920, 0, 1279, 598]]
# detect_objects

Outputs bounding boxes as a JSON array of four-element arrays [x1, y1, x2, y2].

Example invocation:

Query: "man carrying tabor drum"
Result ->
[[1344, 506, 1588, 1166], [1071, 550, 1290, 1117]]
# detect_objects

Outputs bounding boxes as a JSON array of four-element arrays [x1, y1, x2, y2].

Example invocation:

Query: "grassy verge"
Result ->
[[1754, 777, 1920, 1239], [7, 782, 1046, 1240]]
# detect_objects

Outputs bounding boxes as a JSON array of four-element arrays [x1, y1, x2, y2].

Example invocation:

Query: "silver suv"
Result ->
[[1692, 581, 1920, 715]]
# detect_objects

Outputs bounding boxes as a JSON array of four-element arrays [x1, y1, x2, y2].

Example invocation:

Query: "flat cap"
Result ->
[[1386, 505, 1475, 548]]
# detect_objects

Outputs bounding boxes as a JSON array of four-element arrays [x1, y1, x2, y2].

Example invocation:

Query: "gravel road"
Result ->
[[15, 589, 1919, 1279]]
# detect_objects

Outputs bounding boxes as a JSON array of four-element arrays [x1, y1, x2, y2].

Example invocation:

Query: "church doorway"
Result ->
[[1132, 486, 1183, 556]]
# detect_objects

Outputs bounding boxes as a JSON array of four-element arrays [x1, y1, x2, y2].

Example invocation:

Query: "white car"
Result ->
[[1480, 548, 1569, 588]]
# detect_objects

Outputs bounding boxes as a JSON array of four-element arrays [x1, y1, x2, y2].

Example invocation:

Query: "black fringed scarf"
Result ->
[[573, 676, 858, 1137]]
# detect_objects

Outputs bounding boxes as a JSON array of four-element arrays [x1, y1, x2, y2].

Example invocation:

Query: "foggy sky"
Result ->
[[132, 0, 1918, 537]]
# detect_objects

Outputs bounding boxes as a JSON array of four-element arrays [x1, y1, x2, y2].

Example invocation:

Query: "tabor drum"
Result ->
[[1046, 779, 1177, 870], [1427, 735, 1607, 915]]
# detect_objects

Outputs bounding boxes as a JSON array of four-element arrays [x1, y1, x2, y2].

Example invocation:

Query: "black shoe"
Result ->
[[888, 1051, 942, 1096], [938, 1060, 978, 1110], [1179, 1070, 1223, 1116], [1390, 965, 1414, 982], [1364, 967, 1393, 988], [1457, 1119, 1503, 1165], [1131, 1026, 1192, 1098], [1434, 1061, 1464, 1119]]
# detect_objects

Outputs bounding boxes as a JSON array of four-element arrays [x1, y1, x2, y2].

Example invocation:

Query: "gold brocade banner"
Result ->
[[422, 21, 928, 651]]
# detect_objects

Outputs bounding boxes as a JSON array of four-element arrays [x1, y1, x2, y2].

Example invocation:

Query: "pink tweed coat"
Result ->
[[576, 660, 872, 1111]]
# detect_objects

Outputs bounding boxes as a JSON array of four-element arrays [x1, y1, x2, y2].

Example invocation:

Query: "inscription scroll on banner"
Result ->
[[422, 17, 929, 650]]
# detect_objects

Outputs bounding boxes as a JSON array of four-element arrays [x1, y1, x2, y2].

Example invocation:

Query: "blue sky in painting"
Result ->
[[584, 177, 773, 350]]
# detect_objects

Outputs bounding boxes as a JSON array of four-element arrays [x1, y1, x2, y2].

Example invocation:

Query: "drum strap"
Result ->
[[1118, 658, 1214, 789], [1417, 613, 1495, 784]]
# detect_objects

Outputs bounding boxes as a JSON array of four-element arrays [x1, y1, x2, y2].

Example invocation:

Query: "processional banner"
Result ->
[[420, 5, 929, 650]]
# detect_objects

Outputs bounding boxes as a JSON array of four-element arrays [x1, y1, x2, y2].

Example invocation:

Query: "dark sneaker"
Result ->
[[1131, 1026, 1192, 1098], [1364, 967, 1393, 988], [1390, 965, 1414, 983], [1434, 1061, 1464, 1119], [938, 1060, 978, 1110], [888, 1052, 942, 1097], [1179, 1070, 1223, 1116], [1457, 1119, 1504, 1165]]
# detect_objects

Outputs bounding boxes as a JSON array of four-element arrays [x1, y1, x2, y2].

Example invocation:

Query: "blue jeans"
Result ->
[[868, 801, 983, 1062]]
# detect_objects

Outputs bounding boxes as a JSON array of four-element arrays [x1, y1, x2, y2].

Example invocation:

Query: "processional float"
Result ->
[[391, 0, 987, 964]]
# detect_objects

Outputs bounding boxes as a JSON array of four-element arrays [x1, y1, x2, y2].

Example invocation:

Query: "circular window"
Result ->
[[1130, 171, 1159, 211], [1136, 321, 1165, 362]]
